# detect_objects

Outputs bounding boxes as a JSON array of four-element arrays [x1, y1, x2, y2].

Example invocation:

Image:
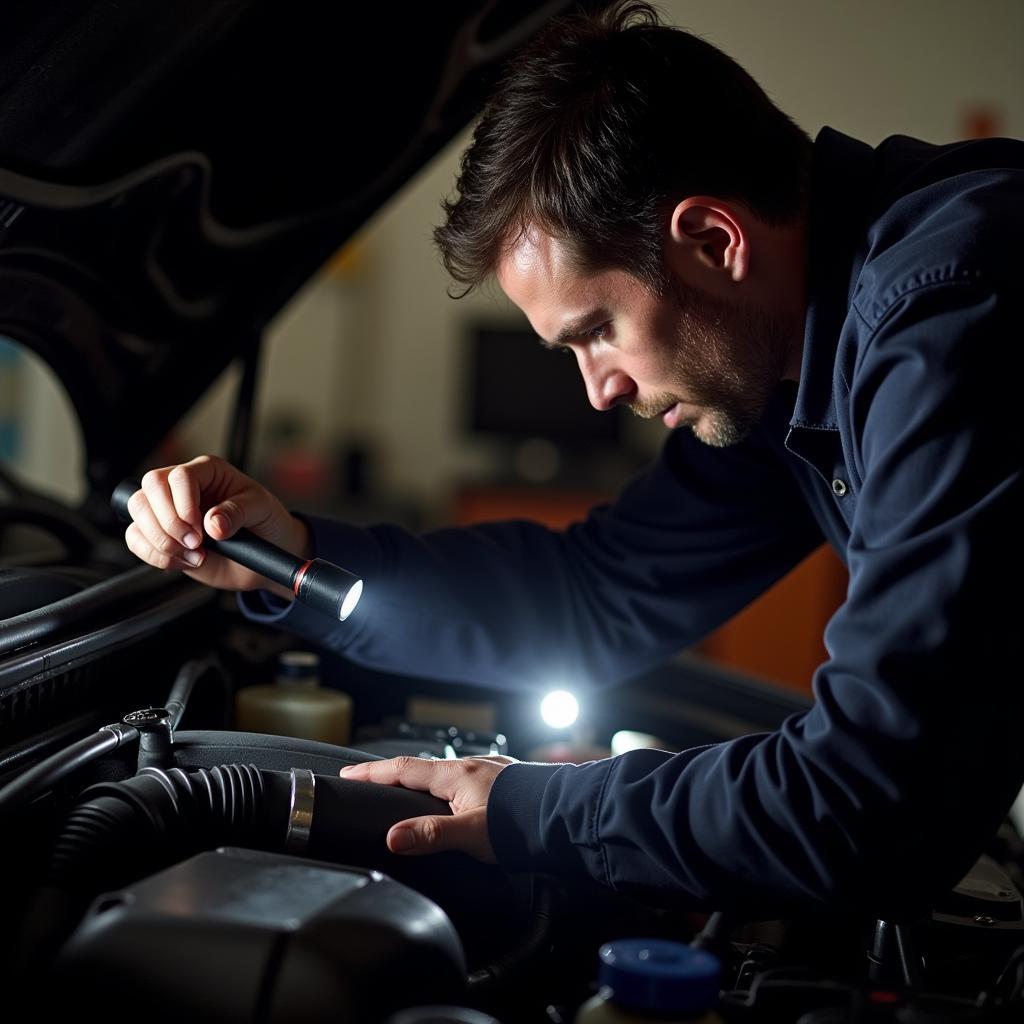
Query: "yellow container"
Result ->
[[235, 651, 352, 746]]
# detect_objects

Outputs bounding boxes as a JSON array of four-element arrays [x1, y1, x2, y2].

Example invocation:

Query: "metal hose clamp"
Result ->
[[285, 767, 315, 853]]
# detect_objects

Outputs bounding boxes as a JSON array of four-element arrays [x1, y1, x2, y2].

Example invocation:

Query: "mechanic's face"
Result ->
[[496, 228, 791, 447]]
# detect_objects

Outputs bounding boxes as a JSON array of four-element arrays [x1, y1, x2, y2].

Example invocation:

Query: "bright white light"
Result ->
[[339, 579, 363, 620], [611, 730, 667, 756], [540, 690, 579, 729]]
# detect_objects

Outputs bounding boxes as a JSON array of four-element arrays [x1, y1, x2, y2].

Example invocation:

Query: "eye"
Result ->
[[552, 344, 575, 357], [586, 322, 610, 340]]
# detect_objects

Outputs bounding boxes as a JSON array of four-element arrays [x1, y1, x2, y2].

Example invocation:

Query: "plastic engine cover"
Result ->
[[51, 846, 468, 1023]]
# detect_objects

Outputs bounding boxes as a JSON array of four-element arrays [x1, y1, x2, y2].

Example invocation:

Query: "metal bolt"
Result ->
[[973, 915, 997, 926], [997, 890, 1015, 899]]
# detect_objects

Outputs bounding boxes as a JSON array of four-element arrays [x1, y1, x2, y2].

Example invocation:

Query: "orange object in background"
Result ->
[[453, 484, 612, 532], [696, 545, 847, 697], [453, 485, 848, 697]]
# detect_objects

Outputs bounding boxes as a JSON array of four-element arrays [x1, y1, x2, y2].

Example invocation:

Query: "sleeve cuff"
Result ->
[[488, 762, 566, 870], [233, 513, 379, 648]]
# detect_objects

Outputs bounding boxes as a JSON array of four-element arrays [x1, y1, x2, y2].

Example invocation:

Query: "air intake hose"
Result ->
[[20, 762, 455, 971], [18, 763, 268, 975]]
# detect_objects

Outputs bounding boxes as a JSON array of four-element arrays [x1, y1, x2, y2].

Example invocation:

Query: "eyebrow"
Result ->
[[538, 310, 608, 350]]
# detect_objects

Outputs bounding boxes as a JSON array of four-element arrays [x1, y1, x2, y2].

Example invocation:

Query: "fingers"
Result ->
[[166, 464, 204, 541], [122, 455, 309, 595], [122, 456, 230, 576], [131, 458, 221, 557], [138, 469, 196, 549], [340, 758, 508, 863], [386, 807, 496, 863], [125, 488, 203, 570], [124, 520, 200, 571], [341, 756, 457, 801]]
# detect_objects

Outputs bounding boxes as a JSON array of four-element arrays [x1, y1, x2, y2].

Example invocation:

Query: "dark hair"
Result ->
[[434, 1, 811, 295]]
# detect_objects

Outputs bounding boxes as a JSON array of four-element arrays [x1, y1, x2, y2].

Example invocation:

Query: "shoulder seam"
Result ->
[[854, 271, 989, 339]]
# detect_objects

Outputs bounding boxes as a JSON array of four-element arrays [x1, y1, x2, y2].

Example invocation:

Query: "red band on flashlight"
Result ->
[[292, 559, 314, 596]]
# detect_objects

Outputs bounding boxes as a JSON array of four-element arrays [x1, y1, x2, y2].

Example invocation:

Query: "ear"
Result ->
[[667, 197, 749, 283]]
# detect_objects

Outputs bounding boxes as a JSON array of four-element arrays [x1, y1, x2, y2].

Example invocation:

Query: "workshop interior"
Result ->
[[1, 2, 1023, 1022]]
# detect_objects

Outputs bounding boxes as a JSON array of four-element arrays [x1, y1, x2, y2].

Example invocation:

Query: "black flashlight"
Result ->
[[111, 478, 363, 621]]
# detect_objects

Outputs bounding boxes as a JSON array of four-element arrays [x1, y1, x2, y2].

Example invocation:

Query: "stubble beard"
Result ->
[[630, 282, 792, 448]]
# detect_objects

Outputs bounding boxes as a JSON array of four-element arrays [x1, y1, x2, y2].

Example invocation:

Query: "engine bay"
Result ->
[[2, 569, 1023, 1024], [1, 5, 1022, 1020]]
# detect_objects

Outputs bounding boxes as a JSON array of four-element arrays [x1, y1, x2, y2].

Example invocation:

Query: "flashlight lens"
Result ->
[[339, 579, 363, 620]]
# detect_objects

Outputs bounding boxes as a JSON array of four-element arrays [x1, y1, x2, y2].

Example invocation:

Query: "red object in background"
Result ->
[[868, 991, 900, 1005], [962, 105, 1002, 139], [152, 431, 186, 468], [268, 448, 331, 500]]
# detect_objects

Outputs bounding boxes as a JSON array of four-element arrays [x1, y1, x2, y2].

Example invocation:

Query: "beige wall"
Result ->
[[12, 0, 1024, 512]]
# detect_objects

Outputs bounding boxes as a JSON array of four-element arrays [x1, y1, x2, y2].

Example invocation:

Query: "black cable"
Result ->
[[465, 875, 554, 988], [0, 652, 226, 813], [979, 944, 1024, 1008], [164, 654, 231, 730], [0, 722, 139, 820], [0, 710, 111, 780], [0, 564, 180, 656]]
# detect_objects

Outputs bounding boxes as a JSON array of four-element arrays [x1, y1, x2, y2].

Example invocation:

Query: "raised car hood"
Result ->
[[0, 0, 592, 501]]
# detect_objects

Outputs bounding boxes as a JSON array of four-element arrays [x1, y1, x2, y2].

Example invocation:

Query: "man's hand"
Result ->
[[340, 754, 516, 862], [123, 455, 311, 599]]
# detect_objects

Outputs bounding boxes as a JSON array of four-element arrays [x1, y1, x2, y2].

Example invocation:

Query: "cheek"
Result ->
[[635, 325, 682, 381]]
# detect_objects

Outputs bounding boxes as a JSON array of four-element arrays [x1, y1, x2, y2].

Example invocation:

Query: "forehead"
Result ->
[[495, 227, 576, 304], [495, 227, 646, 336]]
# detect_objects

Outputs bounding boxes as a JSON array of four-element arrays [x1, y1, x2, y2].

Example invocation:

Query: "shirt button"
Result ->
[[832, 478, 848, 497]]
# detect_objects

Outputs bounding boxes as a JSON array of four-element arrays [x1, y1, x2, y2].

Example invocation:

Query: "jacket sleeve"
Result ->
[[238, 390, 822, 691], [488, 279, 1024, 915]]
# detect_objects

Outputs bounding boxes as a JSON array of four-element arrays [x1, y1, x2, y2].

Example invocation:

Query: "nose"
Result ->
[[576, 350, 635, 412]]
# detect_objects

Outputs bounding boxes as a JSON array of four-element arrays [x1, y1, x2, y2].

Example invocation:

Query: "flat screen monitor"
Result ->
[[466, 325, 622, 447]]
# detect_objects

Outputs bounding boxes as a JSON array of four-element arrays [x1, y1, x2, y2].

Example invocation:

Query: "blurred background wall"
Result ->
[[5, 0, 1023, 687], [182, 0, 1024, 515]]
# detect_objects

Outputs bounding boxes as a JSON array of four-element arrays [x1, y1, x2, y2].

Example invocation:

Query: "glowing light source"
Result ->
[[339, 579, 363, 620], [540, 690, 579, 729], [611, 730, 668, 755]]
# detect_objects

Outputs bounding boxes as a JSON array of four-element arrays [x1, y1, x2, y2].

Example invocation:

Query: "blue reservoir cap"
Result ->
[[597, 939, 721, 1014]]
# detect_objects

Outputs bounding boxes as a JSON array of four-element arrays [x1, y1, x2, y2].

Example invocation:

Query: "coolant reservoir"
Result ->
[[235, 650, 352, 745]]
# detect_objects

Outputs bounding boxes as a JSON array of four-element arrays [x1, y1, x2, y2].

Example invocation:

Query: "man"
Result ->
[[124, 2, 1024, 915]]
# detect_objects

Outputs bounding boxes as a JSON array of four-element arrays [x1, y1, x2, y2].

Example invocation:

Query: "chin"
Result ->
[[691, 411, 752, 449]]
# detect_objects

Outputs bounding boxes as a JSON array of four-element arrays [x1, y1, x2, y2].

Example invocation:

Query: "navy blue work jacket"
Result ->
[[242, 128, 1024, 915]]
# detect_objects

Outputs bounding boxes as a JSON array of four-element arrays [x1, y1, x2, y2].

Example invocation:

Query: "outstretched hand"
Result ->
[[340, 754, 517, 862]]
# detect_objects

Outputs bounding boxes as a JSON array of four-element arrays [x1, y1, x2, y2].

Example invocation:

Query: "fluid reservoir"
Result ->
[[575, 939, 722, 1024], [235, 650, 352, 745]]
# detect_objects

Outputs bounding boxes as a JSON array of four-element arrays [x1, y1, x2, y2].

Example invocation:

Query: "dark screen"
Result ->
[[466, 326, 622, 446]]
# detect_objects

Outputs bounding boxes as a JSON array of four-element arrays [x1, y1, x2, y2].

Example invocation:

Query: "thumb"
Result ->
[[204, 498, 246, 540], [386, 808, 493, 861], [204, 486, 287, 545]]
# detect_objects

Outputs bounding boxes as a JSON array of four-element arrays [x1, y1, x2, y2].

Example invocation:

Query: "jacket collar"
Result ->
[[791, 127, 877, 432]]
